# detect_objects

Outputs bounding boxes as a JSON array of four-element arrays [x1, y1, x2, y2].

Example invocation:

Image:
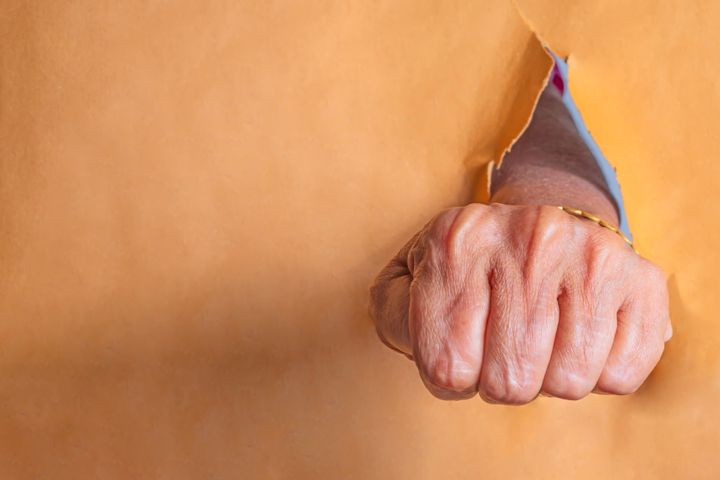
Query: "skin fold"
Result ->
[[369, 84, 672, 404]]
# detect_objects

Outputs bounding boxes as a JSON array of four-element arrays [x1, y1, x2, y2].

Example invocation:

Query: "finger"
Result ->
[[476, 206, 566, 405], [369, 232, 423, 356], [542, 231, 628, 400], [477, 260, 560, 405], [596, 265, 669, 394], [370, 272, 413, 356], [541, 273, 618, 400], [410, 273, 489, 400]]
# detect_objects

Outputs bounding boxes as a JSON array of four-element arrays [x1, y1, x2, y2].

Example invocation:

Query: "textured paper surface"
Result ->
[[0, 1, 717, 478]]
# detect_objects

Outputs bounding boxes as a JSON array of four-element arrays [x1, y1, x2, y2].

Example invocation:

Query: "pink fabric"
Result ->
[[551, 63, 565, 94]]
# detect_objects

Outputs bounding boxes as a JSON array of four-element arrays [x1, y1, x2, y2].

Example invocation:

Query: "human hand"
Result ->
[[369, 203, 671, 403]]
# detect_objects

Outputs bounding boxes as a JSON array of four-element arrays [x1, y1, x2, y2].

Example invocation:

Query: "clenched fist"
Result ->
[[369, 203, 671, 404]]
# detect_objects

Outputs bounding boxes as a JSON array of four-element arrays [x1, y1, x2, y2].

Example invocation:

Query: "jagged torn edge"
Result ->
[[487, 1, 632, 239]]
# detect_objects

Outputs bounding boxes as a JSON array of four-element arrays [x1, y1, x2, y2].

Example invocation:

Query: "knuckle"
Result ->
[[538, 204, 570, 230], [628, 311, 668, 349], [589, 222, 623, 248], [597, 366, 641, 395], [586, 236, 626, 282], [543, 368, 594, 400], [629, 256, 663, 280], [589, 232, 619, 262], [642, 317, 668, 346], [622, 261, 666, 302], [422, 353, 477, 393], [479, 369, 538, 405], [645, 262, 668, 287], [644, 259, 665, 276], [440, 204, 495, 263], [546, 205, 581, 239], [529, 205, 572, 257], [429, 206, 465, 244]]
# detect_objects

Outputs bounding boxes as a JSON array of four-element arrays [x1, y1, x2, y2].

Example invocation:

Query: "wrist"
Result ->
[[489, 165, 620, 227]]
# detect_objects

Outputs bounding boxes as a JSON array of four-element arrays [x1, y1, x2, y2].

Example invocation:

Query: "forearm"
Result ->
[[489, 86, 620, 227]]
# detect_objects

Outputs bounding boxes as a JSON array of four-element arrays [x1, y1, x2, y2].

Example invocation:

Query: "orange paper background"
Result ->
[[0, 1, 717, 478]]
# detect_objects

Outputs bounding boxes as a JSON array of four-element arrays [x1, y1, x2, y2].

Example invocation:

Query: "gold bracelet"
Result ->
[[557, 206, 638, 254]]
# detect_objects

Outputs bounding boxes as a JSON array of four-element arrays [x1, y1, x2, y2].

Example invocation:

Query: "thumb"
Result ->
[[369, 233, 422, 358], [369, 271, 413, 357]]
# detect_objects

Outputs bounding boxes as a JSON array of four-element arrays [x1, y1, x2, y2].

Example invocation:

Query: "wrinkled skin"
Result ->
[[369, 203, 672, 404]]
